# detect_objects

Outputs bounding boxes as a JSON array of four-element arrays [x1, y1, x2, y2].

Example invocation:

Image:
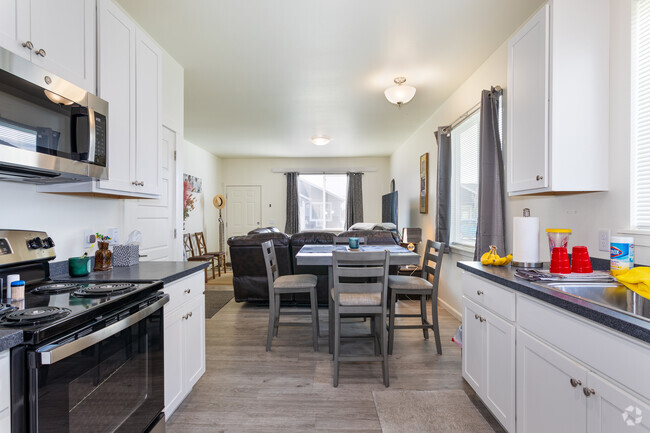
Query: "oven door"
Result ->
[[28, 295, 167, 433]]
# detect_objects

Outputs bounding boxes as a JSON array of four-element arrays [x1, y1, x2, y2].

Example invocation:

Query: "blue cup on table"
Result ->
[[348, 237, 360, 250]]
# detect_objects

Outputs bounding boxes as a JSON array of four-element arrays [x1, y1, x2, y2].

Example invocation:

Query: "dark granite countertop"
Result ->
[[0, 328, 23, 352], [51, 261, 209, 285], [457, 261, 650, 344]]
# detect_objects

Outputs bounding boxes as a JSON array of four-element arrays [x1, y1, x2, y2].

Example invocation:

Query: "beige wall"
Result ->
[[183, 140, 223, 252], [220, 157, 391, 232], [390, 0, 633, 318]]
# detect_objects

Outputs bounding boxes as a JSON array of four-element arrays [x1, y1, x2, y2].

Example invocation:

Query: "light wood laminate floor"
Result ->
[[166, 296, 504, 433]]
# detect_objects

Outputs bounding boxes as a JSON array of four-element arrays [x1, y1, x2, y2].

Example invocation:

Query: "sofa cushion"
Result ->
[[336, 230, 400, 245]]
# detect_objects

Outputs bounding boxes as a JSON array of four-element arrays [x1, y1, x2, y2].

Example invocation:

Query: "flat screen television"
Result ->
[[382, 191, 398, 227]]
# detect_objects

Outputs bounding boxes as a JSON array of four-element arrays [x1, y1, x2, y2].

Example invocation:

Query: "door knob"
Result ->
[[569, 378, 582, 388], [583, 387, 596, 397], [476, 290, 484, 295], [479, 316, 486, 323], [35, 48, 46, 57], [536, 175, 543, 181], [22, 41, 33, 50], [474, 314, 480, 320]]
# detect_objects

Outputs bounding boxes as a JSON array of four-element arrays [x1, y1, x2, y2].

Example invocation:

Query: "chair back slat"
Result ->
[[332, 250, 390, 303], [333, 236, 366, 245], [184, 233, 197, 257], [261, 240, 279, 289], [195, 232, 208, 255], [420, 240, 445, 293]]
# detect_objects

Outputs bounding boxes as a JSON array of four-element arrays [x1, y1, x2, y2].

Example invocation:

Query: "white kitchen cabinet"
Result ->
[[0, 350, 10, 432], [163, 272, 206, 419], [507, 0, 609, 195], [0, 0, 96, 91], [462, 296, 515, 432], [516, 329, 588, 433], [40, 0, 162, 199], [587, 372, 650, 433]]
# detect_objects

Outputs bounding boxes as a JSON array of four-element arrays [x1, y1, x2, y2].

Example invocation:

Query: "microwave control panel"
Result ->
[[94, 113, 107, 167]]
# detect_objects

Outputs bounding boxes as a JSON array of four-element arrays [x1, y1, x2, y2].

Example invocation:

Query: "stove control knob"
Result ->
[[42, 237, 55, 249], [27, 237, 43, 249]]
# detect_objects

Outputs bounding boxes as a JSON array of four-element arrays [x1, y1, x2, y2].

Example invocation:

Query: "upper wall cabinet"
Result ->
[[507, 0, 610, 195], [0, 0, 96, 92]]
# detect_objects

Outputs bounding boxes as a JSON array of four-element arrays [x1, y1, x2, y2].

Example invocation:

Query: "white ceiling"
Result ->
[[116, 0, 544, 158]]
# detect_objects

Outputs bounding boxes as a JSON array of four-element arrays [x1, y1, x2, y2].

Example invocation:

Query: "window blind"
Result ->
[[450, 110, 481, 245], [632, 0, 650, 228]]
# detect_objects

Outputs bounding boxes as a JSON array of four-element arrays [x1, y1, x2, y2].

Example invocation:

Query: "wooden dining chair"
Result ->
[[262, 240, 319, 352], [194, 232, 226, 277], [184, 233, 215, 282], [331, 250, 390, 387], [387, 240, 445, 355]]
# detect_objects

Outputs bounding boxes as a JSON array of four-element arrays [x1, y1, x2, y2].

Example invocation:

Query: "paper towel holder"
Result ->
[[511, 208, 544, 268]]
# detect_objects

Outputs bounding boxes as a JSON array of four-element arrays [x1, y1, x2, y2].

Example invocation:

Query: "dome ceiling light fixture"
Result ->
[[311, 135, 330, 146], [384, 77, 416, 107]]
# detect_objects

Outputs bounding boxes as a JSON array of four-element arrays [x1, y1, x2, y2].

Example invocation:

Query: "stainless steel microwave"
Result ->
[[0, 46, 108, 183]]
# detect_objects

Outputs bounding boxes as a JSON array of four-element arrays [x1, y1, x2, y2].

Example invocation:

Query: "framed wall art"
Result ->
[[419, 153, 428, 214]]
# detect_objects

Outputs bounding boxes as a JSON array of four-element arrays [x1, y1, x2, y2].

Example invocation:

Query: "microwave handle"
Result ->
[[87, 107, 96, 163], [36, 295, 168, 365]]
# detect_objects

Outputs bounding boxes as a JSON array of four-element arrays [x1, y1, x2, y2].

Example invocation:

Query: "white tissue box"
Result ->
[[112, 245, 139, 267]]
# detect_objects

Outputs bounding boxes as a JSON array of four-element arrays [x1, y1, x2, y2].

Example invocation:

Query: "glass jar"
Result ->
[[94, 241, 113, 271]]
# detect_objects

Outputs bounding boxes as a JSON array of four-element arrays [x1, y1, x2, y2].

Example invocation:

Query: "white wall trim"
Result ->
[[439, 296, 462, 321]]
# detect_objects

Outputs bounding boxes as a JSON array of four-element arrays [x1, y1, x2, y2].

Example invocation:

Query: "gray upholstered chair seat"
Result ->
[[330, 289, 381, 306], [274, 274, 317, 289], [388, 275, 433, 290]]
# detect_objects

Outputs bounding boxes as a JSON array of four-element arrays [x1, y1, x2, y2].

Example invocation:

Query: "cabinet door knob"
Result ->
[[476, 290, 484, 295], [479, 316, 486, 322], [570, 378, 582, 388], [22, 41, 33, 50], [536, 175, 543, 181], [474, 313, 480, 320], [189, 311, 193, 317], [35, 48, 46, 57], [583, 387, 596, 397], [184, 289, 191, 294]]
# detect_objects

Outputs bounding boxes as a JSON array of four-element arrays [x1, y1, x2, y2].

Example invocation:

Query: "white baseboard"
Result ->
[[438, 297, 462, 321]]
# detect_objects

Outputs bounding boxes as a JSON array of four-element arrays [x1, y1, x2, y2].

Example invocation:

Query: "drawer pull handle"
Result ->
[[583, 387, 596, 397], [476, 290, 484, 295], [570, 378, 582, 388], [184, 289, 191, 294]]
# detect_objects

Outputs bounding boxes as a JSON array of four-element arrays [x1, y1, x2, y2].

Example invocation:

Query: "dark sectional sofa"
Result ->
[[227, 227, 401, 303]]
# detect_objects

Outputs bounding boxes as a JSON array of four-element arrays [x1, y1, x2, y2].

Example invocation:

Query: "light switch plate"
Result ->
[[108, 228, 120, 245], [598, 230, 610, 252]]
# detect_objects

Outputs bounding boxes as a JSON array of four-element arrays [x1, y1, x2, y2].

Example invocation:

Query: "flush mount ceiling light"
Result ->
[[311, 135, 330, 146], [384, 77, 416, 107]]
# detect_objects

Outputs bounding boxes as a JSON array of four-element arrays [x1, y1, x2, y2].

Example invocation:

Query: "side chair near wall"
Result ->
[[183, 233, 215, 282], [261, 240, 319, 352], [387, 240, 445, 355], [195, 232, 227, 276], [331, 250, 390, 387]]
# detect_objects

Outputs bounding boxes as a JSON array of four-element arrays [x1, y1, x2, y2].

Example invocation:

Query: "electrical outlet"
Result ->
[[108, 228, 120, 245], [84, 230, 96, 247], [598, 230, 610, 252]]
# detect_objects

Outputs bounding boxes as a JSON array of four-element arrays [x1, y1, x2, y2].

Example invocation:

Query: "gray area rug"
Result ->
[[372, 389, 493, 433], [205, 291, 234, 319]]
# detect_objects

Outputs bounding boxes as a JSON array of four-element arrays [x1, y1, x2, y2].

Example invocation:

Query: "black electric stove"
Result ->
[[0, 230, 167, 433]]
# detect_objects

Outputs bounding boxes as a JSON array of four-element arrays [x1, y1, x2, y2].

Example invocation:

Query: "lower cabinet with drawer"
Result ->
[[462, 277, 516, 433], [163, 272, 206, 418], [0, 350, 10, 432], [462, 272, 650, 433]]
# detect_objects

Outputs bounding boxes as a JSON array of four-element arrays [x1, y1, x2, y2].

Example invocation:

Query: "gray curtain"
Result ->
[[285, 172, 299, 234], [435, 127, 452, 253], [473, 87, 506, 259], [346, 172, 364, 229]]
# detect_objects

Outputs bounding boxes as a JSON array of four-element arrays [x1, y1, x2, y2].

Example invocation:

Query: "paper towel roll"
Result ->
[[513, 217, 540, 263]]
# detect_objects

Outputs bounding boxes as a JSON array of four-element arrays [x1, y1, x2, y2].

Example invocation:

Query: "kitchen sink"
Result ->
[[535, 281, 650, 322]]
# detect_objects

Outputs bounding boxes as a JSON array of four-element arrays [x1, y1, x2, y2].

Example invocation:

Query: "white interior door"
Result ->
[[226, 186, 261, 240], [126, 126, 176, 260]]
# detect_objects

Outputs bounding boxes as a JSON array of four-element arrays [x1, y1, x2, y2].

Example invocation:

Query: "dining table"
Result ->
[[296, 244, 421, 352]]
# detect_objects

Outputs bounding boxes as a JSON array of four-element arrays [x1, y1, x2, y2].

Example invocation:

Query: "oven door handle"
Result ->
[[37, 295, 169, 365]]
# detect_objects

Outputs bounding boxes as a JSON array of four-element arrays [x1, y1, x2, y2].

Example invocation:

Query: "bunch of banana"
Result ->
[[480, 245, 513, 266]]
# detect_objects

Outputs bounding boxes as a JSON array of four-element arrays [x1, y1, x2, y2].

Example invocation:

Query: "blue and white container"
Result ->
[[610, 236, 634, 276]]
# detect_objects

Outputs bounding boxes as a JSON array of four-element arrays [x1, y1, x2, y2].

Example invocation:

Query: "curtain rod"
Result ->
[[443, 85, 502, 133], [271, 168, 375, 174]]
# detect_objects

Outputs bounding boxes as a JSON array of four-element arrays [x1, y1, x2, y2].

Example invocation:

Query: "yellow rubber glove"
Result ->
[[615, 267, 650, 300]]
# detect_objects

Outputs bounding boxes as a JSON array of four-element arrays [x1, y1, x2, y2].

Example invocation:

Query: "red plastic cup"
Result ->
[[571, 246, 593, 273], [550, 247, 571, 274]]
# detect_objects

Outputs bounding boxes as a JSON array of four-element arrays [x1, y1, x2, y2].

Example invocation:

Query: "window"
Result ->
[[450, 110, 481, 247], [632, 0, 650, 229], [298, 174, 347, 231]]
